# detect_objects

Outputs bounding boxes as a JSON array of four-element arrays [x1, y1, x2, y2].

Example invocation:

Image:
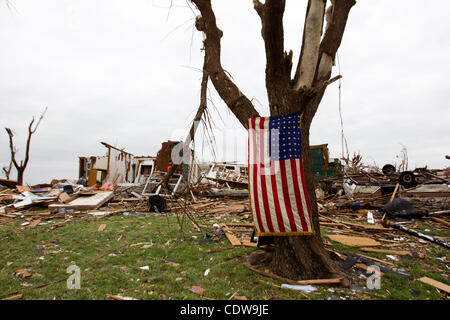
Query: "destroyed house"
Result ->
[[79, 142, 155, 186]]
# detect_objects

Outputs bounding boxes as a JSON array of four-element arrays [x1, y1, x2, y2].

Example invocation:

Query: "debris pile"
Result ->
[[1, 146, 449, 299]]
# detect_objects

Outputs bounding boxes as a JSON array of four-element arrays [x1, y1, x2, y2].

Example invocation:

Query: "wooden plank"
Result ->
[[206, 247, 235, 254], [338, 221, 392, 231], [0, 213, 18, 218], [295, 278, 342, 285], [356, 253, 396, 267], [1, 294, 23, 300], [59, 192, 79, 204], [431, 217, 450, 228], [389, 183, 400, 202], [48, 191, 114, 210], [247, 264, 342, 286], [360, 247, 425, 258], [26, 219, 41, 229], [328, 235, 381, 247], [16, 185, 31, 193], [224, 231, 242, 246], [220, 224, 241, 246], [354, 263, 385, 276], [112, 198, 141, 202], [191, 221, 201, 232], [319, 216, 351, 229], [418, 277, 450, 294], [227, 223, 254, 228]]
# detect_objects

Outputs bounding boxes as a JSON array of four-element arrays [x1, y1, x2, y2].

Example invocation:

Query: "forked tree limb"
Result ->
[[22, 106, 47, 170], [192, 0, 260, 127], [188, 0, 356, 282], [4, 106, 47, 184]]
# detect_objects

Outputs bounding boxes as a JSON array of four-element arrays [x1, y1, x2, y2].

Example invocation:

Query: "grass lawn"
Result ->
[[0, 212, 448, 300]]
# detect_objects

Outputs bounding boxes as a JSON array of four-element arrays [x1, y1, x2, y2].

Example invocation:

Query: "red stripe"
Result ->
[[270, 161, 285, 232], [290, 158, 309, 231], [279, 160, 297, 231], [259, 118, 274, 232], [251, 118, 264, 232]]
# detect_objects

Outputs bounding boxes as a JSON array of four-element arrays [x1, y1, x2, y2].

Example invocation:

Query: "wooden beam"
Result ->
[[418, 277, 450, 294]]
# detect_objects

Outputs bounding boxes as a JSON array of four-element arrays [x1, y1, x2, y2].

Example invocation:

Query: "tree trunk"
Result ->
[[191, 0, 355, 283], [269, 108, 343, 280], [17, 168, 24, 185]]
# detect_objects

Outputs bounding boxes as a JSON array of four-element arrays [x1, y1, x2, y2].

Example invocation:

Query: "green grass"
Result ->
[[326, 237, 449, 300], [0, 213, 448, 300]]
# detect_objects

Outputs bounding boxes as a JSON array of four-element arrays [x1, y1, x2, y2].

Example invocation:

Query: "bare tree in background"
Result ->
[[5, 107, 48, 185], [190, 0, 356, 281], [2, 161, 13, 179]]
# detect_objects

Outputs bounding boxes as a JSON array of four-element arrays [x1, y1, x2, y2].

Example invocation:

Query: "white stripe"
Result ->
[[274, 161, 291, 232], [263, 118, 278, 232], [296, 159, 312, 231], [285, 160, 303, 231], [255, 118, 269, 232]]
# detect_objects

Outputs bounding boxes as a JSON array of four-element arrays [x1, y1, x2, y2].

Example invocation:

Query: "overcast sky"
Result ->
[[1, 0, 449, 185]]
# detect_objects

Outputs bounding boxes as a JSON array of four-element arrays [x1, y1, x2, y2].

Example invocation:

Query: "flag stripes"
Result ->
[[247, 114, 314, 236]]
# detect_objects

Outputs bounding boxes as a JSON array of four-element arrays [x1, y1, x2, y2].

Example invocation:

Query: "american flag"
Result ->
[[247, 113, 314, 236]]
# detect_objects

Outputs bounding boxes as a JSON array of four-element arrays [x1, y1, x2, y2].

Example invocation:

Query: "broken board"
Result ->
[[360, 247, 425, 258], [49, 191, 114, 210], [328, 235, 381, 247], [220, 224, 242, 246], [418, 276, 450, 294]]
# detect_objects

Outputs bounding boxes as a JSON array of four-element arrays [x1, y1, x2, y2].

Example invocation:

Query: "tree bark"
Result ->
[[269, 101, 344, 281], [191, 0, 355, 281], [16, 168, 25, 186]]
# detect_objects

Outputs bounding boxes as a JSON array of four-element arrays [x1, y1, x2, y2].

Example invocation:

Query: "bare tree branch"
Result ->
[[253, 0, 287, 80], [2, 160, 12, 180], [4, 107, 48, 184], [30, 106, 48, 134], [5, 128, 19, 170], [293, 0, 326, 89], [315, 0, 356, 82], [253, 0, 293, 109], [191, 0, 260, 127]]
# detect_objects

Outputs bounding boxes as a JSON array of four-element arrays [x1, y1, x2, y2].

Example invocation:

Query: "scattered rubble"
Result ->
[[1, 142, 449, 299]]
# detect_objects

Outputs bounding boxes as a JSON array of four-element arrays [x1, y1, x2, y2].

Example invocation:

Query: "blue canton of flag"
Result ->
[[269, 113, 302, 161]]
